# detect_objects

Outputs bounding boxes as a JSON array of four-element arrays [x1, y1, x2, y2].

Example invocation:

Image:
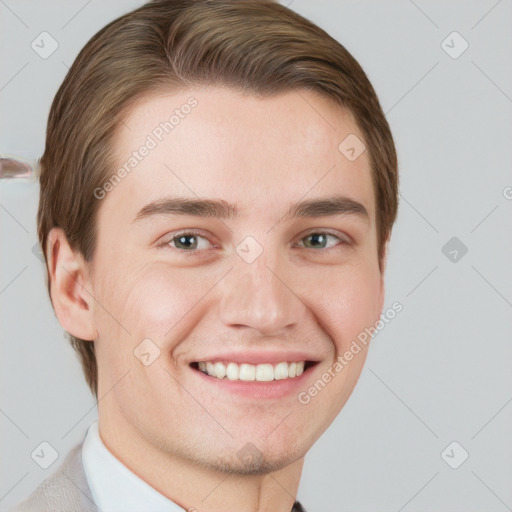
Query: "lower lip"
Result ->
[[191, 364, 316, 400]]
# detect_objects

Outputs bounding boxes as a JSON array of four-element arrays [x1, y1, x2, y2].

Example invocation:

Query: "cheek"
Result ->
[[92, 261, 212, 396], [95, 260, 219, 342], [304, 261, 382, 354], [295, 262, 382, 426]]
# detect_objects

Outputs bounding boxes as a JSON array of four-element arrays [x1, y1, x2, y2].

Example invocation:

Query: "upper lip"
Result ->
[[190, 350, 321, 365]]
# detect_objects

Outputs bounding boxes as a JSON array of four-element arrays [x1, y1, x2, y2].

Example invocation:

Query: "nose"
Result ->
[[218, 247, 307, 336]]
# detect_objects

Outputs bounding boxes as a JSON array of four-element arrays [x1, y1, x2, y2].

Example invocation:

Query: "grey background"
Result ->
[[1, 1, 511, 511]]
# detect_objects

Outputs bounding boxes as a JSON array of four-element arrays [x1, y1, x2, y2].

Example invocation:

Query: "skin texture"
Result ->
[[48, 85, 388, 512]]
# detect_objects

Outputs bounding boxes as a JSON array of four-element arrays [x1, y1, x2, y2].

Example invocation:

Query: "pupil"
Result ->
[[177, 235, 197, 249], [307, 234, 326, 248]]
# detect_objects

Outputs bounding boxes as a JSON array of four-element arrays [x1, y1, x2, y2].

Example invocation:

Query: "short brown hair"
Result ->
[[37, 0, 399, 398]]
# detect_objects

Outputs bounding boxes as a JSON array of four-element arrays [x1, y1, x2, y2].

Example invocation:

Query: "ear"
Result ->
[[46, 227, 98, 341], [377, 233, 391, 314]]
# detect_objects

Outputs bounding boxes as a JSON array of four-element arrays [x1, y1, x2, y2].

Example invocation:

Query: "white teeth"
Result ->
[[214, 362, 226, 379], [274, 362, 289, 380], [255, 363, 274, 381], [226, 362, 239, 380], [196, 360, 307, 381], [239, 363, 256, 381]]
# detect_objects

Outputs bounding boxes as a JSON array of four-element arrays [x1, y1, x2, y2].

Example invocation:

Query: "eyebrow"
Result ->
[[133, 195, 369, 223]]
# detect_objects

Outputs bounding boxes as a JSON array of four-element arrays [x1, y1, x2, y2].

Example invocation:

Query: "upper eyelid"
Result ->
[[162, 230, 216, 248], [296, 229, 350, 242]]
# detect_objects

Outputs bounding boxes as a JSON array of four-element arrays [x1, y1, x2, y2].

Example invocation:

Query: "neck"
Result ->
[[98, 413, 304, 512]]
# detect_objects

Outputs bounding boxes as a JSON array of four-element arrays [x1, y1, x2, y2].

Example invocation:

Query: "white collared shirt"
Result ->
[[81, 420, 185, 512]]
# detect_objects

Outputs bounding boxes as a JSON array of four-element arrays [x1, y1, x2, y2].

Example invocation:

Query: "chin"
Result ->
[[195, 443, 304, 475]]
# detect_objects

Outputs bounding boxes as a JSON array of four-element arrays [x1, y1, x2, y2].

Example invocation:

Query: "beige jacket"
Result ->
[[9, 443, 100, 512]]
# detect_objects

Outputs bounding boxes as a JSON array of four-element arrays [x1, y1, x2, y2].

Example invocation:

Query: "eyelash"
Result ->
[[159, 229, 350, 255]]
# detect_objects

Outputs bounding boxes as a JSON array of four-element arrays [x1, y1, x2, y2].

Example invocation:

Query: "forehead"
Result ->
[[104, 86, 375, 225]]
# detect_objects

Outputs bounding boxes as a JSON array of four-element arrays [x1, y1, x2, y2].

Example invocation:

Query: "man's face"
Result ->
[[88, 86, 385, 473]]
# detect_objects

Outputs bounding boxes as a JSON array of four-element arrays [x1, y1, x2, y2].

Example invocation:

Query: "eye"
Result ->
[[296, 232, 348, 250], [164, 231, 213, 252]]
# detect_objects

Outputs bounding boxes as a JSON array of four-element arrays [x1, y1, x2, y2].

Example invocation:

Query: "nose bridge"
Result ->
[[218, 243, 305, 335]]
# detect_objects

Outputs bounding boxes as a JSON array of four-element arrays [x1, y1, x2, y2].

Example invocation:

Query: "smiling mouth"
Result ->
[[190, 360, 317, 382]]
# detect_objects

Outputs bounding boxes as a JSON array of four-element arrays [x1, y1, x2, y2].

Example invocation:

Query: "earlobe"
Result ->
[[47, 227, 98, 341]]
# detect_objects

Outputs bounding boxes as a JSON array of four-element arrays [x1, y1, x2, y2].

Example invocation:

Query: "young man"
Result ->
[[11, 0, 398, 510]]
